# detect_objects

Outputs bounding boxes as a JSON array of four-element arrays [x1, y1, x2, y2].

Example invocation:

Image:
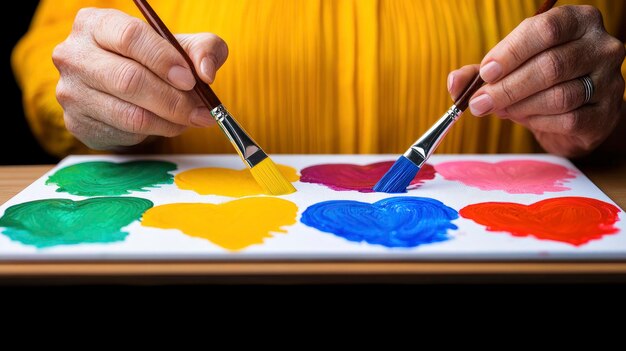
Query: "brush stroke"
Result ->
[[47, 160, 176, 196], [301, 197, 458, 248], [372, 156, 421, 193], [300, 162, 436, 192], [460, 197, 621, 246], [175, 165, 299, 197], [142, 197, 298, 251], [0, 197, 153, 248], [435, 160, 576, 194]]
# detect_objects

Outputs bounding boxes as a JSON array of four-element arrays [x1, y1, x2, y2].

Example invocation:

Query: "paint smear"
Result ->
[[300, 162, 436, 192], [175, 165, 299, 197], [47, 160, 176, 196], [0, 197, 153, 248], [142, 197, 298, 251], [460, 197, 621, 246], [435, 160, 576, 194], [301, 197, 458, 248]]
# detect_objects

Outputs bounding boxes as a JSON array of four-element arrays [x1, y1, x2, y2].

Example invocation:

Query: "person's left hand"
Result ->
[[448, 5, 625, 157]]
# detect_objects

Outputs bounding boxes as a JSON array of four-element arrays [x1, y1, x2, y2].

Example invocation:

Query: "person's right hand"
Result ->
[[52, 8, 229, 150]]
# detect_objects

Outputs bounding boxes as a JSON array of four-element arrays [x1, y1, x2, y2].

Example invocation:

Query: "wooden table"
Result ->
[[1, 162, 626, 284]]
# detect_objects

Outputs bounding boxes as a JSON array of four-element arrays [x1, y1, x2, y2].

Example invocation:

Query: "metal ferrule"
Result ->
[[210, 105, 268, 167], [403, 105, 463, 167]]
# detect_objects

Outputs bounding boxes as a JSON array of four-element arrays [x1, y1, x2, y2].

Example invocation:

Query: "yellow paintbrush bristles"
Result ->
[[250, 158, 297, 195]]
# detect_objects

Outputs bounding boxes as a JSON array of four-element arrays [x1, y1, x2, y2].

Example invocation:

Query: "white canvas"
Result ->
[[0, 154, 624, 261]]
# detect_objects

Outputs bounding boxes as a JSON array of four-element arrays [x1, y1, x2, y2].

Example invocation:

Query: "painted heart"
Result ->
[[435, 160, 576, 194], [301, 197, 458, 247], [300, 162, 436, 192], [0, 197, 153, 248], [460, 197, 621, 246], [175, 164, 299, 197], [47, 160, 177, 196], [141, 197, 298, 251]]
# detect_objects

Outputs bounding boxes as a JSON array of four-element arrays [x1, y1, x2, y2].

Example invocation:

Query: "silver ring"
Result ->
[[580, 75, 594, 105]]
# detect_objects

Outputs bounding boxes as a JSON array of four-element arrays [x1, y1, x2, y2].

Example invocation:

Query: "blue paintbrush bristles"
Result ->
[[373, 156, 420, 193]]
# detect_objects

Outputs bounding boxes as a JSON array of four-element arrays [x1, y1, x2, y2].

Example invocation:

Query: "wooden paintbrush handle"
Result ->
[[453, 0, 557, 112], [454, 75, 484, 111], [133, 0, 222, 110]]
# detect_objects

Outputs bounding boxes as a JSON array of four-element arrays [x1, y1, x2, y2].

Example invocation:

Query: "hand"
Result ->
[[52, 8, 229, 150], [448, 6, 625, 157]]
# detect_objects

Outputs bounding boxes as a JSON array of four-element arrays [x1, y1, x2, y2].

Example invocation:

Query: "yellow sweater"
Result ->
[[12, 0, 626, 157]]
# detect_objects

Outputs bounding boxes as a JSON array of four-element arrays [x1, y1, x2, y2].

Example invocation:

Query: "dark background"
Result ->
[[3, 0, 56, 165]]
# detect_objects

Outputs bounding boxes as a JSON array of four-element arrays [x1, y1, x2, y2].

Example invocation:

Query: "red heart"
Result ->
[[300, 162, 436, 192], [460, 197, 621, 246]]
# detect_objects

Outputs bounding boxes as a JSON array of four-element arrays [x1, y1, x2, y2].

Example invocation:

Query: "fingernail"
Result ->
[[201, 57, 216, 84], [168, 65, 196, 91], [480, 61, 503, 83], [447, 72, 455, 93], [469, 94, 494, 116], [190, 107, 214, 127]]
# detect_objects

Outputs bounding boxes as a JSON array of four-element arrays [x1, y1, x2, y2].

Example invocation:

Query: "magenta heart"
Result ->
[[300, 161, 436, 192], [435, 160, 576, 194]]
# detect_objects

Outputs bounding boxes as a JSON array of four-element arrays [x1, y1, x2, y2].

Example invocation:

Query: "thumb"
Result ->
[[176, 33, 229, 84], [448, 64, 479, 101]]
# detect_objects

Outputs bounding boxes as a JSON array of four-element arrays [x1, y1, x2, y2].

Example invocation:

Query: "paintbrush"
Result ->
[[132, 0, 295, 195], [373, 0, 557, 193]]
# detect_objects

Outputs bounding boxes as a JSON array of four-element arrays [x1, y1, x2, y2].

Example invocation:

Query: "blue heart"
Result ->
[[301, 197, 458, 248]]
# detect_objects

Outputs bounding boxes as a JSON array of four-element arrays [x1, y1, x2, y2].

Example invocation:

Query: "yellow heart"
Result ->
[[175, 165, 299, 197], [141, 197, 298, 251]]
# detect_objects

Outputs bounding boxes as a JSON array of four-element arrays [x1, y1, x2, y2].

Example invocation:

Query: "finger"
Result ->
[[76, 47, 214, 127], [526, 76, 621, 157], [526, 104, 608, 155], [532, 130, 590, 157], [479, 6, 599, 83], [176, 33, 229, 84], [525, 103, 605, 138], [86, 8, 196, 91], [499, 78, 590, 118], [57, 79, 144, 146], [470, 39, 598, 116], [447, 65, 479, 101], [64, 112, 148, 150], [63, 82, 190, 137], [99, 94, 192, 137]]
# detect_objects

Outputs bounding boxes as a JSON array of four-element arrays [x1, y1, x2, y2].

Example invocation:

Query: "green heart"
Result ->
[[46, 160, 176, 196], [0, 197, 153, 248]]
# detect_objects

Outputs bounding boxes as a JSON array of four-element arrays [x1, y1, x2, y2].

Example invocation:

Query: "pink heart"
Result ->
[[435, 160, 576, 194]]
